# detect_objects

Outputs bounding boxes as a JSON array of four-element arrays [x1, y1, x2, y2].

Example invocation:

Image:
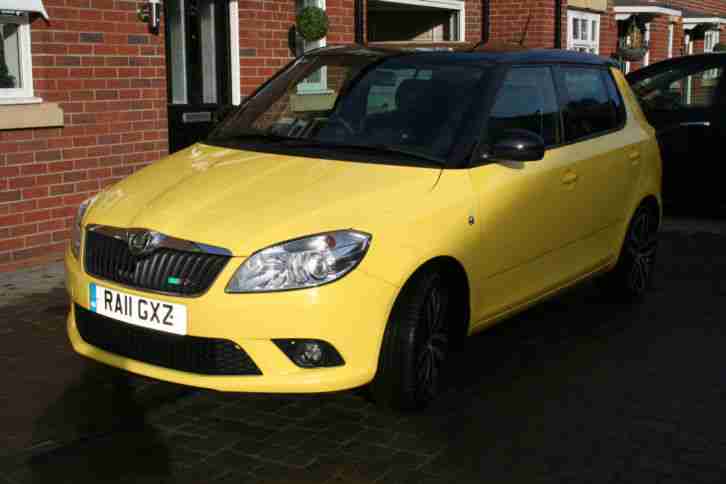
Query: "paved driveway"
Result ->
[[1, 219, 724, 484]]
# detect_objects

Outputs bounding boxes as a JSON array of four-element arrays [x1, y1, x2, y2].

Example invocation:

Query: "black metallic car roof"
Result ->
[[313, 45, 613, 67]]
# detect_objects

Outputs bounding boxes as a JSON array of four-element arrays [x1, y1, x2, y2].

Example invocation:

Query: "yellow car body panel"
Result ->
[[65, 66, 662, 394]]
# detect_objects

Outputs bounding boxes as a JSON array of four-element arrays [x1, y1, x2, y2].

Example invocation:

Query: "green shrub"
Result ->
[[296, 6, 328, 42]]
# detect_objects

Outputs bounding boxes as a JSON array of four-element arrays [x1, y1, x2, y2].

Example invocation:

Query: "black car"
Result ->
[[627, 53, 726, 214]]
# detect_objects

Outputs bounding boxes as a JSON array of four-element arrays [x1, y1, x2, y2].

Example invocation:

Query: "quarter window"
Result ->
[[488, 67, 560, 147], [0, 13, 37, 103], [601, 70, 626, 126], [561, 67, 617, 142]]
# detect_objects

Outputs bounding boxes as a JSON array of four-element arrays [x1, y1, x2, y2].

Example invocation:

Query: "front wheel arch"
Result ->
[[395, 256, 471, 350], [368, 256, 471, 411]]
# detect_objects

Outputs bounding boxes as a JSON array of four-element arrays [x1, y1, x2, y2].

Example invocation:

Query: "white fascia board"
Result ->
[[613, 5, 681, 18], [683, 17, 726, 27], [0, 0, 48, 20]]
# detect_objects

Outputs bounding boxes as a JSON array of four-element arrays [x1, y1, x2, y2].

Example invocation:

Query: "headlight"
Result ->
[[71, 195, 97, 259], [226, 230, 371, 293]]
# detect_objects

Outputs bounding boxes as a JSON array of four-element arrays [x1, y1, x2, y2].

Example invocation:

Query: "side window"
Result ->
[[602, 70, 626, 126], [561, 66, 617, 142], [488, 66, 560, 147], [633, 66, 723, 110]]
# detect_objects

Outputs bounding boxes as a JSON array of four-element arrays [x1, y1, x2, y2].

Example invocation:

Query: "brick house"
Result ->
[[0, 0, 723, 272]]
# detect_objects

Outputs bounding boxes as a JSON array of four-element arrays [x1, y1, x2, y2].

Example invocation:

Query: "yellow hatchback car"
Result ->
[[65, 46, 661, 410]]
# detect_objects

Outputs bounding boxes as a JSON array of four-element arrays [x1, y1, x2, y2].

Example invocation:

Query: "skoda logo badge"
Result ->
[[128, 231, 155, 256]]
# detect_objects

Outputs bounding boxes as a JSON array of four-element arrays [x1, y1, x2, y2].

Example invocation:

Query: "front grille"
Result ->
[[75, 304, 262, 375], [84, 230, 229, 296]]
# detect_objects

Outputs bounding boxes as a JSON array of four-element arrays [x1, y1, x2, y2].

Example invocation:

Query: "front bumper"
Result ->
[[65, 245, 399, 393]]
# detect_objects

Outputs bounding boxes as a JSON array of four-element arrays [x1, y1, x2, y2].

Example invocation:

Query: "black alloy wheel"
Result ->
[[604, 203, 659, 299], [370, 267, 452, 411], [415, 276, 449, 403]]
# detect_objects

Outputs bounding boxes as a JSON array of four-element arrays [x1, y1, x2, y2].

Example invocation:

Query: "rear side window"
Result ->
[[488, 66, 560, 147], [560, 66, 618, 142], [602, 70, 626, 126]]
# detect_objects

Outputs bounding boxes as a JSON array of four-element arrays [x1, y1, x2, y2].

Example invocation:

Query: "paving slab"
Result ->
[[0, 218, 725, 483]]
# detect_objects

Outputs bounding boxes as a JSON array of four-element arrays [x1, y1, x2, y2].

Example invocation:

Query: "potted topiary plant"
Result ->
[[616, 17, 649, 61], [296, 6, 329, 42], [713, 42, 726, 52]]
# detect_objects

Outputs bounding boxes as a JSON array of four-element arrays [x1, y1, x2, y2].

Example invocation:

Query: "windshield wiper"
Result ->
[[280, 139, 446, 167], [234, 132, 300, 143]]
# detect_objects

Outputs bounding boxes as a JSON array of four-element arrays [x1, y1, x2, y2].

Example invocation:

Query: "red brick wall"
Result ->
[[600, 3, 618, 58], [465, 0, 483, 43], [0, 1, 167, 272], [237, 0, 355, 97], [489, 0, 564, 48]]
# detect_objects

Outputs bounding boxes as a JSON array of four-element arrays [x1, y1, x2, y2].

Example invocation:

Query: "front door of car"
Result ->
[[631, 60, 724, 210], [468, 66, 583, 324], [165, 0, 232, 153]]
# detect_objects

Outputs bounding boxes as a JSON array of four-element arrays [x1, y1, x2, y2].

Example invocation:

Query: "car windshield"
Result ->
[[207, 50, 492, 167]]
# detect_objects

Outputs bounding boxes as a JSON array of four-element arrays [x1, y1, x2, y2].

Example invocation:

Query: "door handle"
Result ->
[[562, 171, 579, 185]]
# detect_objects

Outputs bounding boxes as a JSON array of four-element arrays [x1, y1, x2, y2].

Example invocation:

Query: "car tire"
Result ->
[[602, 202, 659, 300], [369, 266, 451, 412]]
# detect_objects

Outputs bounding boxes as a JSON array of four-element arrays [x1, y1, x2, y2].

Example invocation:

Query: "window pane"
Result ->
[[0, 22, 22, 89], [167, 0, 188, 104], [200, 0, 218, 104], [561, 67, 616, 141], [572, 18, 579, 41], [581, 19, 588, 41], [488, 67, 560, 146]]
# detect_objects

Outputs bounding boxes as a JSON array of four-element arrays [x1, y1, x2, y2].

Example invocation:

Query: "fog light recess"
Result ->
[[273, 339, 345, 368]]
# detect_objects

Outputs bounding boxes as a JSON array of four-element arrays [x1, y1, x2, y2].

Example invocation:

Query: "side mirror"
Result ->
[[488, 129, 545, 162]]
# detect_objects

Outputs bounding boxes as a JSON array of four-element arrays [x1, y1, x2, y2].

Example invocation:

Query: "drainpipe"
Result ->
[[355, 0, 365, 44], [554, 0, 562, 48], [481, 0, 490, 44]]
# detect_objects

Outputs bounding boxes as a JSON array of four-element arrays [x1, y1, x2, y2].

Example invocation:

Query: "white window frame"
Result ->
[[230, 0, 241, 105], [667, 23, 674, 58], [369, 0, 466, 42], [643, 22, 651, 66], [567, 10, 600, 54], [703, 29, 720, 80], [297, 0, 328, 94], [0, 13, 39, 104], [704, 29, 720, 54]]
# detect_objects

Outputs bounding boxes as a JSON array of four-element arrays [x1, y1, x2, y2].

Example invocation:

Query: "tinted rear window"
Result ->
[[561, 67, 618, 142]]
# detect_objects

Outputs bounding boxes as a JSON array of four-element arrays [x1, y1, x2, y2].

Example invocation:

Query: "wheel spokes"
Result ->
[[417, 278, 450, 398], [625, 209, 659, 294]]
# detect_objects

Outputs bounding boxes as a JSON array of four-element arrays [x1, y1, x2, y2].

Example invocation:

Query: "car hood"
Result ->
[[85, 143, 441, 256]]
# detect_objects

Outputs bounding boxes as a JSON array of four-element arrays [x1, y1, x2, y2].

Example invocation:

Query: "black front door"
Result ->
[[165, 0, 231, 153], [632, 58, 725, 212]]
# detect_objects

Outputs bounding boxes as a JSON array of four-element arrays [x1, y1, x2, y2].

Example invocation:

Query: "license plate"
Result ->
[[89, 283, 188, 335]]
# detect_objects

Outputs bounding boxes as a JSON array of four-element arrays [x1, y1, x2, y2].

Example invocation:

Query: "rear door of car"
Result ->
[[551, 64, 642, 266], [628, 58, 725, 209]]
